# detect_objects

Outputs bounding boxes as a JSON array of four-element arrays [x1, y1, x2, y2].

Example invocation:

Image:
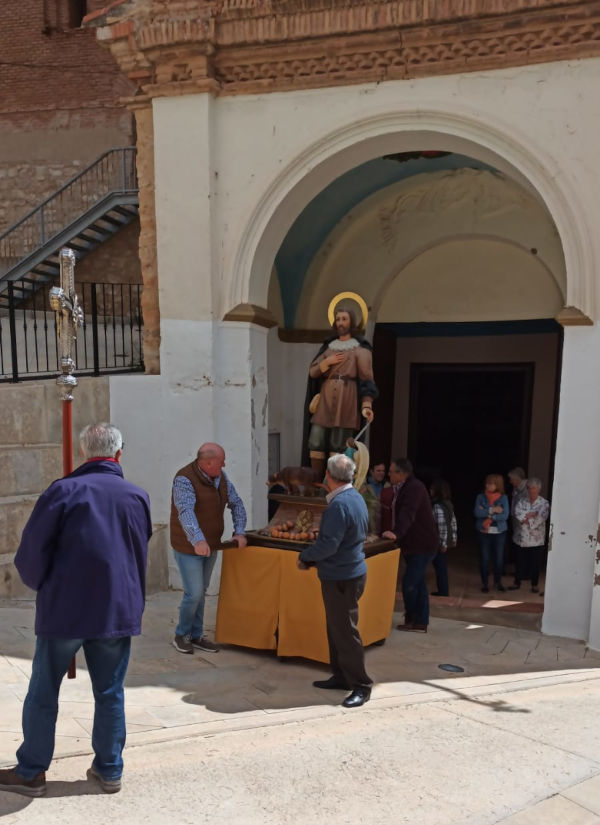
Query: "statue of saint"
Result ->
[[305, 299, 377, 478]]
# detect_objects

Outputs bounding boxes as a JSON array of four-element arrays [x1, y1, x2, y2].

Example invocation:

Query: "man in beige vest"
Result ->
[[170, 443, 247, 654]]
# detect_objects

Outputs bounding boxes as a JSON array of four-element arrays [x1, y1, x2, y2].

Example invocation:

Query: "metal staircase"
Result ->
[[0, 147, 138, 310]]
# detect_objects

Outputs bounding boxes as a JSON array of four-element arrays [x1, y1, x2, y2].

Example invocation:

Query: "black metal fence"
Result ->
[[0, 280, 144, 382]]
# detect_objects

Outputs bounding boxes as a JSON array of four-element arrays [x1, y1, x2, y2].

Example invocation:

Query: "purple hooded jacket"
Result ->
[[15, 459, 152, 639]]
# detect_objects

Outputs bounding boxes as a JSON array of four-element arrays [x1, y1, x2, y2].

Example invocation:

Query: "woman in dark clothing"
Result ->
[[430, 479, 457, 597]]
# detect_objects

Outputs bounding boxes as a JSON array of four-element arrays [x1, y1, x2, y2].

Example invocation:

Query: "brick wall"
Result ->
[[75, 219, 142, 285], [0, 0, 135, 231]]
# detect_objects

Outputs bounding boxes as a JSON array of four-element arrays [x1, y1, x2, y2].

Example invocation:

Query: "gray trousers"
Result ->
[[320, 574, 372, 690]]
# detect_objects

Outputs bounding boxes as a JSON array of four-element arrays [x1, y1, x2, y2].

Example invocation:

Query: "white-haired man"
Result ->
[[0, 423, 152, 797], [298, 453, 372, 708]]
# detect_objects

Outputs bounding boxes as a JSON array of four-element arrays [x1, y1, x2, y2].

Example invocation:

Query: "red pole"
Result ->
[[63, 399, 76, 679], [62, 400, 73, 476]]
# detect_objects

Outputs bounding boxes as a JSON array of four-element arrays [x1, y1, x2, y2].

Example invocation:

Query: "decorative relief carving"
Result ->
[[377, 170, 534, 253]]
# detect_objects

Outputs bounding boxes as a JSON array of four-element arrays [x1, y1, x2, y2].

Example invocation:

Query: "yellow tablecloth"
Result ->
[[216, 545, 401, 663]]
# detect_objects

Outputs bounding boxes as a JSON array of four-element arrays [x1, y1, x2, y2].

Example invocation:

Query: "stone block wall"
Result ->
[[0, 376, 169, 598]]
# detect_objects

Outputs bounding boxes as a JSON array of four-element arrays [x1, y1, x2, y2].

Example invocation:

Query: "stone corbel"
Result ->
[[555, 306, 594, 327], [223, 304, 278, 329]]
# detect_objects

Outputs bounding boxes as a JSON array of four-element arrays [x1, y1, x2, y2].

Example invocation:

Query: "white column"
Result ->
[[542, 325, 600, 643], [213, 322, 269, 532]]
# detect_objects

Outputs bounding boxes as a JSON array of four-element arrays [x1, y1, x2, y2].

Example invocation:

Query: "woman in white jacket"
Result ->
[[513, 477, 550, 594]]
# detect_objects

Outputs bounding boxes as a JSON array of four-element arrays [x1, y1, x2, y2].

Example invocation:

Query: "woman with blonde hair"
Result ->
[[474, 474, 509, 593]]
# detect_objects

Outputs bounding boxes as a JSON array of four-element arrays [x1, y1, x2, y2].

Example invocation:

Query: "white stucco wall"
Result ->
[[211, 58, 600, 322]]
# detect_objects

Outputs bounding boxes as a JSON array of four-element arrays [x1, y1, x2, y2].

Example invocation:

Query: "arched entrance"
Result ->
[[231, 112, 599, 646]]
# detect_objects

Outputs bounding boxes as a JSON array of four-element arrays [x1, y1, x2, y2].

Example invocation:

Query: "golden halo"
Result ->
[[327, 292, 368, 328]]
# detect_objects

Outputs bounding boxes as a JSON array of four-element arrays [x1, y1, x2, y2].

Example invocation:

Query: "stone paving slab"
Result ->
[[1, 591, 600, 824]]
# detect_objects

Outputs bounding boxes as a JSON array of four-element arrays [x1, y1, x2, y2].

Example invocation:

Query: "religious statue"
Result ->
[[305, 292, 378, 479]]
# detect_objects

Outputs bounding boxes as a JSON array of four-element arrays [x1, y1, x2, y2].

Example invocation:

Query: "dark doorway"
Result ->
[[407, 363, 534, 525]]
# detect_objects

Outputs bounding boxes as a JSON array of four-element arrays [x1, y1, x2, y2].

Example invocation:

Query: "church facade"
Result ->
[[75, 0, 600, 645]]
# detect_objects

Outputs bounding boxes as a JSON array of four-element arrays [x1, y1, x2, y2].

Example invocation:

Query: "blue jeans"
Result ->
[[478, 531, 506, 586], [402, 552, 436, 626], [16, 636, 130, 781], [174, 549, 218, 638]]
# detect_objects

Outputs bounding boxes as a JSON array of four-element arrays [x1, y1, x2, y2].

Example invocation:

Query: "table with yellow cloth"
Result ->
[[215, 545, 401, 663]]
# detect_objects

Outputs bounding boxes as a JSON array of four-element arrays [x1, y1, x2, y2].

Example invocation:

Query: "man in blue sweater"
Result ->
[[0, 423, 152, 798], [298, 453, 372, 708]]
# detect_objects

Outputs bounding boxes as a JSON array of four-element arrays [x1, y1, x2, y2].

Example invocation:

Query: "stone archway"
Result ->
[[229, 107, 594, 324], [251, 111, 600, 647]]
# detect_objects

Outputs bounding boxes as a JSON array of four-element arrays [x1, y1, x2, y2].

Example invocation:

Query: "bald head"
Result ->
[[196, 443, 226, 477]]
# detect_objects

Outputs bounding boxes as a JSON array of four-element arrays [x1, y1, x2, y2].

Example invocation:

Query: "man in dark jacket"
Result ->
[[0, 423, 152, 798], [382, 458, 439, 633], [298, 453, 372, 708]]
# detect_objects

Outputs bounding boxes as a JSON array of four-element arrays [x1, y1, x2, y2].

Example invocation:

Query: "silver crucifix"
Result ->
[[49, 248, 84, 401]]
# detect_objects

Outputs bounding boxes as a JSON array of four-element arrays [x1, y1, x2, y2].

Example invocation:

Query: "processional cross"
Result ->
[[49, 247, 84, 678]]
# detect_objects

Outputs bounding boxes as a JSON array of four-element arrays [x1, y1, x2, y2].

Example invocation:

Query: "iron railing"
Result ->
[[0, 280, 144, 382], [0, 148, 137, 277]]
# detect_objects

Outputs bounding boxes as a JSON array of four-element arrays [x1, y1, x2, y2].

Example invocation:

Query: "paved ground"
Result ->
[[1, 590, 600, 824]]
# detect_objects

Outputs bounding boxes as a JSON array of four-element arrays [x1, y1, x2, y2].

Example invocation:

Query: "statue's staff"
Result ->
[[49, 247, 84, 679]]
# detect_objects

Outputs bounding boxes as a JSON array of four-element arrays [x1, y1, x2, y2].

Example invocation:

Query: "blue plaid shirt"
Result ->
[[172, 467, 246, 546]]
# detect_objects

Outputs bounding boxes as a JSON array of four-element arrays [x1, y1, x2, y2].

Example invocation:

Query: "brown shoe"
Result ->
[[87, 764, 121, 794], [396, 623, 428, 633], [0, 767, 46, 797]]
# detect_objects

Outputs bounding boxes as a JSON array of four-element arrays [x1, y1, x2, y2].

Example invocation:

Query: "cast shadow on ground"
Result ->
[[174, 642, 534, 715], [0, 779, 105, 816]]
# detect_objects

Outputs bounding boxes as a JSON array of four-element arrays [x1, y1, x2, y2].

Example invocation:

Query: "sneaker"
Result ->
[[87, 765, 121, 794], [191, 636, 220, 653], [172, 634, 193, 654], [0, 767, 46, 797]]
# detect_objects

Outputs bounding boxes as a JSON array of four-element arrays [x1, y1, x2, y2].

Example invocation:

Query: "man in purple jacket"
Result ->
[[0, 423, 152, 798], [382, 458, 439, 633]]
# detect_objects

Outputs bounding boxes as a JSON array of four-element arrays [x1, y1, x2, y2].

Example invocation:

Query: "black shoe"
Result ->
[[481, 586, 489, 593], [531, 586, 539, 593], [191, 637, 220, 653], [342, 687, 371, 708], [313, 677, 351, 690], [431, 591, 440, 596], [172, 634, 193, 654], [507, 583, 521, 591], [496, 584, 506, 592]]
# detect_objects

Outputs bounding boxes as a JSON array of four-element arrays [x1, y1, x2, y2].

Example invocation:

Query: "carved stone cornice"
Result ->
[[87, 0, 600, 97]]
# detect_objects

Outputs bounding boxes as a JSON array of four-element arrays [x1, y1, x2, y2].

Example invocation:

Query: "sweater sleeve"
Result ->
[[300, 502, 344, 563]]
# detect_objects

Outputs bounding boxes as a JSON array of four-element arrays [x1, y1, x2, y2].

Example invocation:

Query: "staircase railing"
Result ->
[[0, 148, 137, 278]]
